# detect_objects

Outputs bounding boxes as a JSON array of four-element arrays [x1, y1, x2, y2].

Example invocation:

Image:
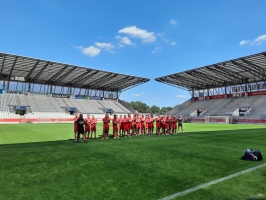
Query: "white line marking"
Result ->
[[158, 163, 266, 200]]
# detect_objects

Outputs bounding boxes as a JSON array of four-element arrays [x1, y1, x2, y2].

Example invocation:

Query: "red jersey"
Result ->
[[172, 117, 177, 123], [122, 118, 127, 124], [145, 117, 150, 124], [74, 116, 78, 123], [162, 117, 166, 125], [90, 118, 97, 127], [133, 115, 137, 124], [102, 117, 110, 124], [156, 117, 161, 123], [112, 118, 119, 127], [85, 118, 91, 127], [127, 117, 133, 124], [73, 116, 78, 131]]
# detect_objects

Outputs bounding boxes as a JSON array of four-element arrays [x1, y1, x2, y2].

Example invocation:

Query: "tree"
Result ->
[[150, 105, 160, 114], [160, 107, 168, 115], [121, 100, 173, 114]]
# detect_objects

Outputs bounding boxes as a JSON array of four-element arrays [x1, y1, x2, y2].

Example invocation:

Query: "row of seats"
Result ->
[[0, 95, 16, 112], [0, 94, 132, 119], [170, 95, 266, 119]]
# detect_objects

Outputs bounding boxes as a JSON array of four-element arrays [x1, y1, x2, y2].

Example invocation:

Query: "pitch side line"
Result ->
[[158, 163, 266, 200]]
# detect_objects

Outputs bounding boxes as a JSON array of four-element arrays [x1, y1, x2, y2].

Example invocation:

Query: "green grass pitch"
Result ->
[[0, 123, 266, 200]]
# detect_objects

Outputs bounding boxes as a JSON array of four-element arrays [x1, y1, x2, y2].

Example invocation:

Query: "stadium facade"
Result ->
[[0, 52, 149, 123], [155, 51, 266, 124]]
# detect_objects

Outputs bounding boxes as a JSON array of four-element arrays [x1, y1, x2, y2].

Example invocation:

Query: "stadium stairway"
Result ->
[[113, 101, 131, 113], [117, 99, 136, 114], [15, 95, 21, 106]]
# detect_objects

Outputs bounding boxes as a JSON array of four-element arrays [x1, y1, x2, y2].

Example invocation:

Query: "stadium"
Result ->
[[156, 51, 266, 124], [1, 51, 266, 199]]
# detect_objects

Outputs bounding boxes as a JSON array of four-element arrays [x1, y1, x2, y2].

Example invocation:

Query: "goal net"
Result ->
[[205, 116, 230, 124]]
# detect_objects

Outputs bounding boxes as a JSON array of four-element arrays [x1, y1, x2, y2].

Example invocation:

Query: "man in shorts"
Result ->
[[85, 114, 91, 140], [76, 114, 88, 143], [73, 113, 79, 141], [177, 115, 184, 132], [122, 115, 128, 137], [119, 115, 123, 137], [90, 115, 97, 139], [172, 116, 177, 134], [102, 113, 110, 139], [112, 114, 119, 138], [156, 114, 161, 135]]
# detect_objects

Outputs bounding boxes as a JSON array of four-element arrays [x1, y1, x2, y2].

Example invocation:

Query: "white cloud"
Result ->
[[118, 26, 156, 43], [170, 19, 178, 25], [239, 40, 249, 45], [176, 94, 186, 98], [240, 34, 266, 46], [95, 42, 114, 50], [252, 34, 266, 45], [78, 46, 101, 57], [171, 41, 176, 46], [121, 37, 134, 45], [132, 93, 141, 97], [116, 36, 134, 45], [152, 46, 161, 54]]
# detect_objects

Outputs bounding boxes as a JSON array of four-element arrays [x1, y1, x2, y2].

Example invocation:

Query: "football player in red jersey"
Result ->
[[149, 115, 154, 135], [90, 115, 97, 139], [85, 114, 91, 140], [145, 115, 150, 134], [127, 114, 133, 136], [135, 115, 141, 136], [172, 116, 177, 134], [133, 113, 137, 135], [122, 115, 128, 137], [119, 115, 123, 137], [156, 114, 161, 135], [169, 115, 173, 134], [140, 114, 145, 135], [102, 113, 110, 139], [73, 113, 79, 141], [112, 114, 119, 138], [161, 115, 166, 135], [165, 115, 171, 135]]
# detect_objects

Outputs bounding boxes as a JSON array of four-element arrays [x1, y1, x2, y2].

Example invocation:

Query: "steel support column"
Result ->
[[7, 56, 18, 90]]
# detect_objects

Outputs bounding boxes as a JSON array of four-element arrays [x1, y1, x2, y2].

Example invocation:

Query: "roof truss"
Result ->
[[0, 52, 149, 92], [155, 51, 266, 90]]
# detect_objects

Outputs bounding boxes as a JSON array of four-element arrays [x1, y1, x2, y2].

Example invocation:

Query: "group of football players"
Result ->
[[73, 113, 184, 143]]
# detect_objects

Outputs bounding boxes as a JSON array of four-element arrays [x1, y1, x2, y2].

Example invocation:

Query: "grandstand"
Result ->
[[156, 51, 266, 124], [0, 52, 149, 123]]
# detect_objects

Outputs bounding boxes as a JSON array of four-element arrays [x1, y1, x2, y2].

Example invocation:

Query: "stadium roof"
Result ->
[[0, 52, 149, 92], [155, 51, 266, 91]]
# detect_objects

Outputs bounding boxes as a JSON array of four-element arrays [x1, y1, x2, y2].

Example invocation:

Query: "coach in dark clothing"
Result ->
[[77, 114, 88, 143]]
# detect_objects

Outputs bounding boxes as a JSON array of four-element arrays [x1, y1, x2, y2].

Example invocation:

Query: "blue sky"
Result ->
[[0, 0, 266, 108]]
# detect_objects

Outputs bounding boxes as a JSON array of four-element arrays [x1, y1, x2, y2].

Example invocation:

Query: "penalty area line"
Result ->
[[158, 163, 266, 200]]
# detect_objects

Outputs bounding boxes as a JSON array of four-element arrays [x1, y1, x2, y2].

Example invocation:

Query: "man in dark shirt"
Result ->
[[77, 114, 88, 143], [177, 115, 184, 132]]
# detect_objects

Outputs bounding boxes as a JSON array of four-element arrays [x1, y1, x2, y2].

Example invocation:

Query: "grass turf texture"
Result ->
[[0, 123, 266, 200]]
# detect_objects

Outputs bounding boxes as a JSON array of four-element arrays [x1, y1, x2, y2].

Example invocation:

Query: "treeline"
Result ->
[[122, 100, 173, 114]]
